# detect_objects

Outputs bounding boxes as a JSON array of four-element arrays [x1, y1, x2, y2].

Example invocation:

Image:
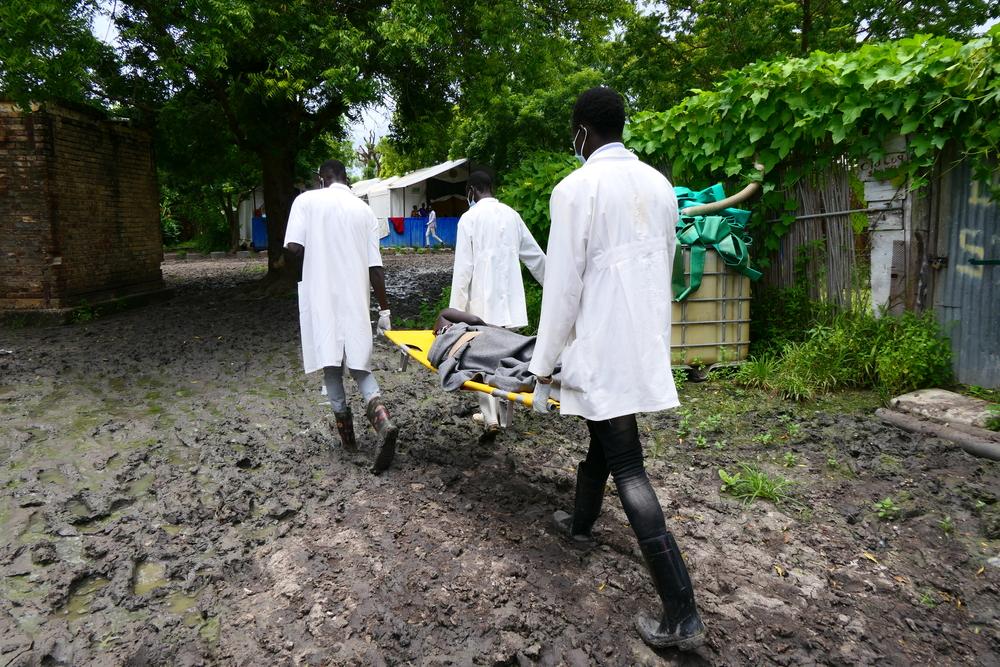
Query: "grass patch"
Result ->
[[873, 496, 901, 521], [718, 463, 797, 506], [736, 310, 951, 401]]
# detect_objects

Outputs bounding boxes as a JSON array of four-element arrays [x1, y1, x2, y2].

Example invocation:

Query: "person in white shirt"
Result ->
[[284, 159, 398, 474], [449, 170, 546, 439], [424, 207, 443, 246], [528, 87, 704, 650]]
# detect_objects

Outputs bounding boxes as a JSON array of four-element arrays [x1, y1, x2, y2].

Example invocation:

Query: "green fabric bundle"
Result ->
[[672, 184, 761, 301]]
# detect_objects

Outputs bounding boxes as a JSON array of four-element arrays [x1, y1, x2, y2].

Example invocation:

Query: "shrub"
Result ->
[[875, 312, 953, 395], [736, 308, 951, 399], [499, 151, 578, 247], [397, 287, 451, 330]]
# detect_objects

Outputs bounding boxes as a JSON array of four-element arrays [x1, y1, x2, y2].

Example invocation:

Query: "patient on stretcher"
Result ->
[[427, 309, 559, 395]]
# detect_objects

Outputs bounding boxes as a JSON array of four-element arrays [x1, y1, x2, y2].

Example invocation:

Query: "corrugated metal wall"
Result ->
[[380, 217, 458, 248], [933, 161, 1000, 388]]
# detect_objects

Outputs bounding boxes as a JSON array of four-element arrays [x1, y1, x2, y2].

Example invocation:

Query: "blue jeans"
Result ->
[[323, 366, 380, 413]]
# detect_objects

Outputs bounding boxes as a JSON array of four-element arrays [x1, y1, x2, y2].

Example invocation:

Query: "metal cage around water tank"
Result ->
[[670, 249, 751, 370]]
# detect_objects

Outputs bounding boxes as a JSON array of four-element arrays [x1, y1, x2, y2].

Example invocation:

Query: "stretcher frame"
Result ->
[[383, 330, 559, 422]]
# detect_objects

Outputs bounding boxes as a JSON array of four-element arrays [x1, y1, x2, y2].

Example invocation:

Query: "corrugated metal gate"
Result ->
[[933, 161, 1000, 388]]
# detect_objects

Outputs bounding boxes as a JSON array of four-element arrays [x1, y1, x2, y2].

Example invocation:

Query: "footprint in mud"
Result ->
[[60, 575, 110, 621], [133, 561, 169, 596]]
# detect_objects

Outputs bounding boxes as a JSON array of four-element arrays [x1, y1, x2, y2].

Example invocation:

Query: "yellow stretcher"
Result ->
[[384, 330, 559, 413]]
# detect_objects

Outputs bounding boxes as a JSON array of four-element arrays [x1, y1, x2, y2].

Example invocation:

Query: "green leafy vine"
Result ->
[[624, 29, 1000, 255]]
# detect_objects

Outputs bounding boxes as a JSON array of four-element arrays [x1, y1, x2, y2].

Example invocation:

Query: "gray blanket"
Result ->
[[427, 323, 543, 393]]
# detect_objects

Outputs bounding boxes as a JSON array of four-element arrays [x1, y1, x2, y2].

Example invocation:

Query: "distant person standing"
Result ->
[[418, 202, 429, 217], [529, 87, 704, 649], [284, 159, 399, 474], [410, 205, 419, 217], [450, 170, 545, 439], [425, 207, 443, 247]]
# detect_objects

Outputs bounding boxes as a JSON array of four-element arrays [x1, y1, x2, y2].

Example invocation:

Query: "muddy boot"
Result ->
[[552, 463, 606, 546], [366, 396, 398, 474], [333, 410, 357, 452], [634, 532, 705, 650]]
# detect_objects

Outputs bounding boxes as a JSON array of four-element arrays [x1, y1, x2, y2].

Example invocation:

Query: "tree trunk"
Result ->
[[801, 0, 811, 53], [223, 192, 240, 252], [260, 148, 299, 280]]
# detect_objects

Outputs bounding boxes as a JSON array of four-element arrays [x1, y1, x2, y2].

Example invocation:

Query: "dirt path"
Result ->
[[1, 254, 998, 666]]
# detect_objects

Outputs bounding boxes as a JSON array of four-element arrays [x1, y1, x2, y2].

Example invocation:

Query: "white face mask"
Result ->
[[572, 126, 588, 165], [467, 191, 476, 207]]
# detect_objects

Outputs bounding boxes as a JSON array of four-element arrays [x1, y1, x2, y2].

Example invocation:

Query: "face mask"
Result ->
[[572, 126, 588, 165], [467, 192, 476, 207]]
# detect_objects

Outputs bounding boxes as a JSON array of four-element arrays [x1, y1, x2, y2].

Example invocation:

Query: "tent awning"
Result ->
[[351, 178, 381, 197], [389, 158, 468, 190], [362, 176, 400, 196]]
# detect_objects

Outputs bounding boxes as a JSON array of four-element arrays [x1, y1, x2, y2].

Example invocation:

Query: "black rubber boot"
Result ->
[[634, 532, 705, 650], [552, 463, 607, 545], [332, 410, 357, 452], [366, 397, 398, 474]]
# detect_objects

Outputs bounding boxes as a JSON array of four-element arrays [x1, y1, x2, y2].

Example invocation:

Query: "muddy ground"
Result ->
[[1, 253, 998, 666]]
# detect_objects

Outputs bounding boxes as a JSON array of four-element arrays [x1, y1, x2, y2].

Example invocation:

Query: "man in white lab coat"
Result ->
[[528, 87, 705, 649], [449, 170, 545, 438], [284, 159, 399, 474]]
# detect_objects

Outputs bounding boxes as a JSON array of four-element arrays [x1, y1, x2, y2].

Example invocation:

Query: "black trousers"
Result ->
[[582, 414, 668, 541]]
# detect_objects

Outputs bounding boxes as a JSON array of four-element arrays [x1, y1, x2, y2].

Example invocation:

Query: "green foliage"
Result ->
[[522, 281, 543, 336], [782, 452, 799, 468], [0, 0, 111, 108], [939, 515, 955, 537], [987, 406, 1000, 432], [70, 305, 96, 324], [380, 0, 627, 174], [750, 284, 836, 357], [874, 497, 901, 521], [736, 309, 952, 400], [875, 313, 955, 396], [396, 287, 452, 331], [160, 215, 181, 248], [625, 32, 1000, 256], [499, 152, 578, 247], [606, 1, 998, 112], [718, 464, 795, 506]]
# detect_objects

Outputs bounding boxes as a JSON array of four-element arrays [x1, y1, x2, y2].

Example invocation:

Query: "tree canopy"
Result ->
[[2, 0, 997, 268]]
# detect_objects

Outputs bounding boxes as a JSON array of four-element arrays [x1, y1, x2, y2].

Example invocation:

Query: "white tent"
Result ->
[[389, 158, 469, 218], [350, 177, 382, 200]]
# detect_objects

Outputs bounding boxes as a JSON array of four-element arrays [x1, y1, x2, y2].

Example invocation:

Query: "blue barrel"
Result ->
[[251, 216, 268, 250]]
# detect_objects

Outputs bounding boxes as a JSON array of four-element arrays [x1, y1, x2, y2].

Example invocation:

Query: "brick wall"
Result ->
[[0, 102, 164, 310]]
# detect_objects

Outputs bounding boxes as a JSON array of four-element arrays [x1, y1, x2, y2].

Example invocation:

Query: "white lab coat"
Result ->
[[528, 144, 680, 420], [449, 198, 546, 328], [284, 183, 383, 374]]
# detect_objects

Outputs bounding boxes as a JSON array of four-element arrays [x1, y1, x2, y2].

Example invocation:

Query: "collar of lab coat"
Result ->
[[328, 183, 351, 192], [586, 142, 634, 163], [475, 196, 497, 204]]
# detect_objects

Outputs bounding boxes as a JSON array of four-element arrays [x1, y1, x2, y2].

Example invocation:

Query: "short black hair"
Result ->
[[319, 159, 347, 184], [572, 86, 626, 137], [468, 170, 494, 193]]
